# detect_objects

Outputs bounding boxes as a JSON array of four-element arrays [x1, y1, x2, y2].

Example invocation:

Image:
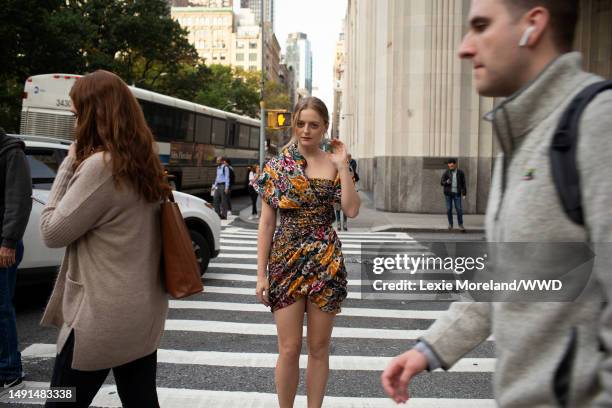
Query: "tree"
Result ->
[[61, 0, 198, 87], [194, 65, 260, 117], [0, 0, 86, 131], [0, 0, 198, 131], [264, 80, 291, 111]]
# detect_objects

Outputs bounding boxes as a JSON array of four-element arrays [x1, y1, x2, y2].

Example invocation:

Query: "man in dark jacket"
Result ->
[[440, 158, 466, 231], [0, 127, 32, 395]]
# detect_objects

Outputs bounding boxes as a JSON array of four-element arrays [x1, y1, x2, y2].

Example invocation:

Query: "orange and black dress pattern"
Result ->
[[251, 143, 348, 313]]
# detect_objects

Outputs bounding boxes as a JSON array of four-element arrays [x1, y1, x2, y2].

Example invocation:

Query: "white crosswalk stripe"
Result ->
[[6, 382, 496, 407], [22, 344, 495, 372], [6, 226, 494, 407]]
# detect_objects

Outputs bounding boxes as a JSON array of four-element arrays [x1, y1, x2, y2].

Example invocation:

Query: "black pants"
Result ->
[[248, 186, 258, 215], [45, 332, 159, 408]]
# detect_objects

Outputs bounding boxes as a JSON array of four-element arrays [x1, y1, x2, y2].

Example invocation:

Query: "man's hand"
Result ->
[[225, 188, 229, 194], [381, 349, 428, 404], [0, 247, 17, 268]]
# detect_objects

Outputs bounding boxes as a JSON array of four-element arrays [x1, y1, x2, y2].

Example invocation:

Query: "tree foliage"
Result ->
[[0, 0, 291, 131]]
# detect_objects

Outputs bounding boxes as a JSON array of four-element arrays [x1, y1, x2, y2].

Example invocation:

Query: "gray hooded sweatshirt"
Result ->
[[420, 53, 612, 407], [0, 129, 32, 249]]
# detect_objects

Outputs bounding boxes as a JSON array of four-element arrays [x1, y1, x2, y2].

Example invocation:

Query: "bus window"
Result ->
[[239, 124, 250, 148], [147, 104, 175, 142], [139, 99, 157, 135], [227, 122, 237, 146], [195, 114, 212, 143], [212, 119, 226, 145], [176, 110, 195, 142], [250, 127, 259, 149]]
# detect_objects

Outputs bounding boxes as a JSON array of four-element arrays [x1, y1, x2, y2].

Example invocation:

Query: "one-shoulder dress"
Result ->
[[251, 143, 348, 313]]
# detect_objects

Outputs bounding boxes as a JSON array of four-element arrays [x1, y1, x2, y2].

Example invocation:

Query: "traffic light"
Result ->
[[267, 110, 292, 129]]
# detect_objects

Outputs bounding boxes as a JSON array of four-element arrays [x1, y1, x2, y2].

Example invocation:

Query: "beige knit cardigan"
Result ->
[[40, 152, 168, 370]]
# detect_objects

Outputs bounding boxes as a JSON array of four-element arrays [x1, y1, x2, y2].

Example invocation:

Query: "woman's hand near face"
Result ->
[[328, 139, 348, 169]]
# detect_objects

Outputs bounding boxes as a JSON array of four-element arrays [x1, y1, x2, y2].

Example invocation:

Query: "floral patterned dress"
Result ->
[[251, 143, 348, 313]]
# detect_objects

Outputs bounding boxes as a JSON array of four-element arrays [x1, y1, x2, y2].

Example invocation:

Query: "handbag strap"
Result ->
[[165, 191, 176, 203]]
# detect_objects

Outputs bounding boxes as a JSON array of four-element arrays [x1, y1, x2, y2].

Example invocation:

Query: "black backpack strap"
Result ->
[[550, 80, 612, 226]]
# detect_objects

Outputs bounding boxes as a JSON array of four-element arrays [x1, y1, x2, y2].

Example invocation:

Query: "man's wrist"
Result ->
[[413, 341, 442, 371]]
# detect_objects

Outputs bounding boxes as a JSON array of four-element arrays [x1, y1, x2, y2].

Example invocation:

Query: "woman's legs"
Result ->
[[113, 350, 159, 408], [305, 301, 336, 408], [273, 299, 306, 408], [45, 332, 109, 408], [250, 189, 258, 215]]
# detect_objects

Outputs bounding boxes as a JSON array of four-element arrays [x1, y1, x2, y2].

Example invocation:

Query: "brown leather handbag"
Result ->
[[161, 192, 203, 299]]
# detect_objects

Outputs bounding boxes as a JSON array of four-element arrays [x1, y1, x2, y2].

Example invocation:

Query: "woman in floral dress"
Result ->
[[252, 97, 361, 408]]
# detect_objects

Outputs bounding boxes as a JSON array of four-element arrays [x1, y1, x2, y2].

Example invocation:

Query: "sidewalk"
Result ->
[[238, 191, 485, 233]]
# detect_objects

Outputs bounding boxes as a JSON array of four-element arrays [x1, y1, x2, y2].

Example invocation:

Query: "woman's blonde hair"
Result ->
[[284, 97, 330, 148]]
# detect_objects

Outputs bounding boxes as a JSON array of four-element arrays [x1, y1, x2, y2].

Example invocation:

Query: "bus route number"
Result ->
[[56, 99, 71, 108]]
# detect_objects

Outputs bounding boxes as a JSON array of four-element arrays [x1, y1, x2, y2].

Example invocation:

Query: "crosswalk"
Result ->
[[3, 226, 495, 407]]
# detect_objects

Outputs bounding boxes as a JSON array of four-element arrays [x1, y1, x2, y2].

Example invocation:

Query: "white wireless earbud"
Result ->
[[519, 25, 536, 47]]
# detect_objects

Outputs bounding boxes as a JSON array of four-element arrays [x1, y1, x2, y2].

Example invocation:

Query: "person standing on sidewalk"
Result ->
[[383, 1, 612, 406], [252, 97, 360, 408], [248, 164, 260, 219], [0, 127, 32, 396], [440, 158, 466, 231], [212, 156, 230, 220], [40, 70, 170, 407], [224, 158, 235, 216]]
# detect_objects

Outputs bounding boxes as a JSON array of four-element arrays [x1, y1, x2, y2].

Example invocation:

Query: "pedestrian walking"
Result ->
[[39, 70, 170, 407], [0, 127, 32, 397], [440, 158, 467, 231], [334, 202, 347, 231], [224, 158, 235, 216], [248, 164, 260, 219], [212, 156, 230, 219], [252, 97, 361, 408], [382, 1, 612, 407]]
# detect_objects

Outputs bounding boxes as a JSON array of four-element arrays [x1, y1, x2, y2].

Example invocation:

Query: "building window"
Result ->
[[237, 42, 244, 49], [236, 53, 244, 61], [249, 53, 257, 61], [249, 42, 257, 49], [220, 55, 226, 60]]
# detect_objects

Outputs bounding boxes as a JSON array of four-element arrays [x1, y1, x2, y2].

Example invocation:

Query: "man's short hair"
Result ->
[[503, 0, 579, 52], [447, 158, 457, 164]]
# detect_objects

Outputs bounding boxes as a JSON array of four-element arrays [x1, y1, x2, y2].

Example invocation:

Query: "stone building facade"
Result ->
[[340, 0, 612, 214]]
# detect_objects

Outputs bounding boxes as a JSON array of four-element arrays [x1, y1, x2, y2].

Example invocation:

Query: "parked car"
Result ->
[[13, 134, 220, 285]]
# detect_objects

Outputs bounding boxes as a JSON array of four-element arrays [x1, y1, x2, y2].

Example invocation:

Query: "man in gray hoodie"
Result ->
[[0, 128, 32, 394], [382, 1, 612, 406]]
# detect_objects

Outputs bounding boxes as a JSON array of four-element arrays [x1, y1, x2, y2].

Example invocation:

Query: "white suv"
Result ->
[[13, 134, 220, 285]]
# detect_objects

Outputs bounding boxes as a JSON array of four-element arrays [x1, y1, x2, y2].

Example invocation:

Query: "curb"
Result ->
[[372, 225, 485, 234]]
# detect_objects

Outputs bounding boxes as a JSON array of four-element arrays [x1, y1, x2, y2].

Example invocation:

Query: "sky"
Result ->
[[272, 0, 347, 111]]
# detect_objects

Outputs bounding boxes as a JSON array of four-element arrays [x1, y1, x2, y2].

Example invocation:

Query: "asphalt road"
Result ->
[[3, 198, 494, 407]]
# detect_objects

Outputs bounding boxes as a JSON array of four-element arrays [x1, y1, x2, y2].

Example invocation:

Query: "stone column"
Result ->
[[342, 0, 495, 214]]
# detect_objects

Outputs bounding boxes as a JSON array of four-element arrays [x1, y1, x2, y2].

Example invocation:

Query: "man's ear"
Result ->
[[520, 6, 550, 48]]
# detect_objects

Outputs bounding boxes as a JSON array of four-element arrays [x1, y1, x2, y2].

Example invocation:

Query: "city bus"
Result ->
[[21, 73, 261, 194]]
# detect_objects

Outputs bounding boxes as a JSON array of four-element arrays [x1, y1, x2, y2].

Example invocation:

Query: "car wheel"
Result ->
[[189, 230, 211, 276]]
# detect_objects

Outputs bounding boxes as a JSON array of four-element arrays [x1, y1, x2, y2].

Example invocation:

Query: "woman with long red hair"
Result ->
[[40, 70, 170, 407]]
